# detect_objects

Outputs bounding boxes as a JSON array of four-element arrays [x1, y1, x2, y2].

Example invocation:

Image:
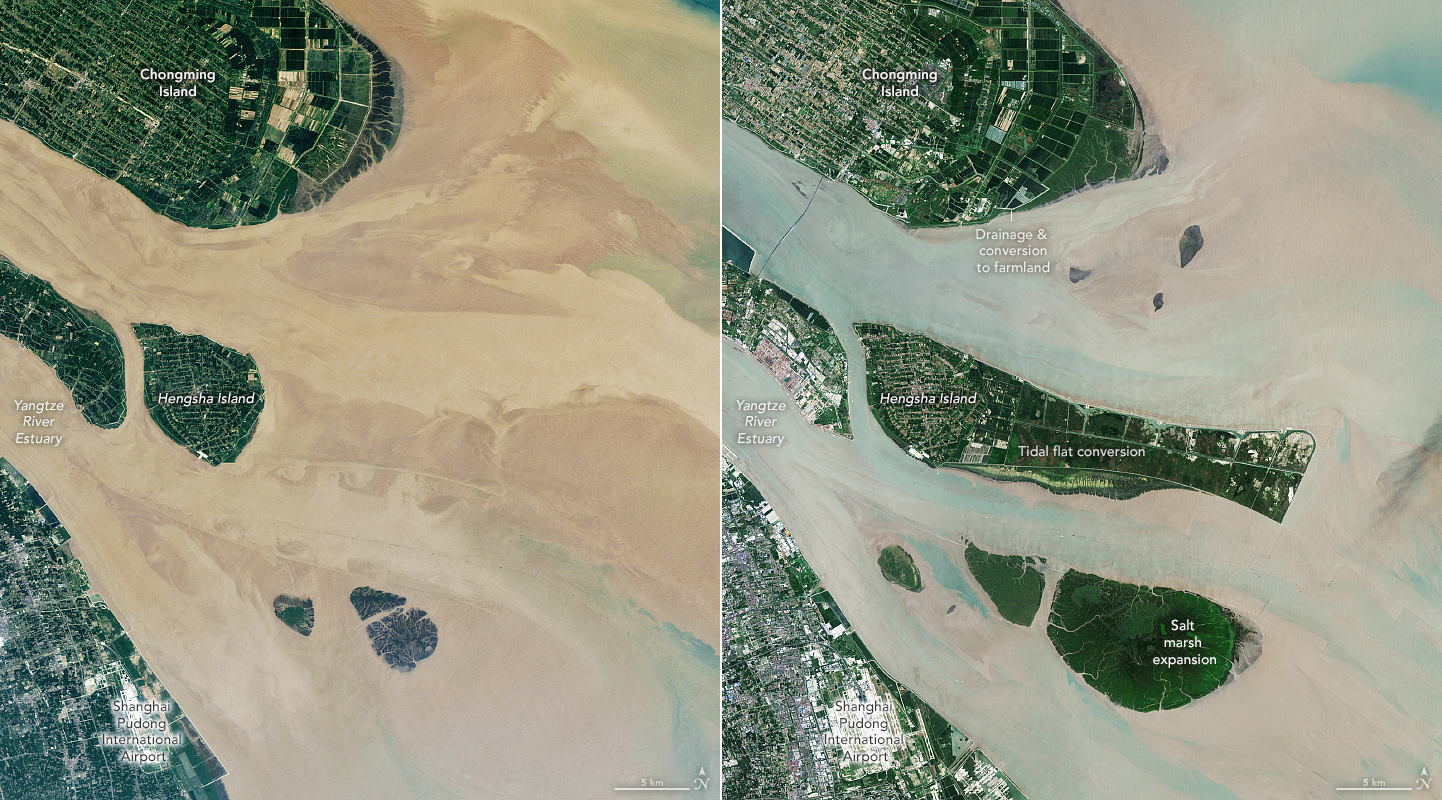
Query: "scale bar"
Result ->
[[1336, 788, 1412, 792], [614, 789, 691, 792]]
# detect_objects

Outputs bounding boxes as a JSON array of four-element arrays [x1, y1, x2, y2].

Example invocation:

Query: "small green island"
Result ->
[[1046, 569, 1251, 712], [1180, 225, 1205, 267], [133, 323, 265, 465], [0, 0, 401, 227], [964, 544, 1046, 626], [349, 586, 405, 620], [855, 323, 1315, 521], [273, 594, 314, 636], [877, 545, 922, 591], [366, 607, 439, 672], [0, 258, 126, 428]]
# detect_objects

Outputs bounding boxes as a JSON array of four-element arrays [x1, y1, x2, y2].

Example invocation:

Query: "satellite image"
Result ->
[[0, 0, 718, 797], [723, 0, 1442, 797], [2, 0, 1441, 796]]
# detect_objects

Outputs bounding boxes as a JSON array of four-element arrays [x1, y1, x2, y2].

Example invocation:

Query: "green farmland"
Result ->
[[724, 0, 1145, 225], [134, 322, 265, 464], [0, 258, 126, 427], [0, 0, 400, 227], [855, 323, 1315, 521]]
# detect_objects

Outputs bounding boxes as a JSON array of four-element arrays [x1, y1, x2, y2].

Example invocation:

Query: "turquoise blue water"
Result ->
[[675, 0, 718, 15], [1344, 45, 1442, 119], [905, 535, 988, 617], [663, 620, 720, 664], [1178, 0, 1442, 120], [721, 226, 754, 270]]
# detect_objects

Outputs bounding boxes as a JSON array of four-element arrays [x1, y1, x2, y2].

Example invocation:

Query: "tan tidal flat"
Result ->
[[0, 0, 718, 797]]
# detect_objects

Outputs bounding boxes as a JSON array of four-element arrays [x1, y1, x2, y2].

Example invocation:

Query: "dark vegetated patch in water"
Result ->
[[367, 607, 438, 671], [273, 595, 314, 636], [721, 227, 755, 270], [1179, 225, 1204, 267], [877, 545, 923, 591], [350, 586, 405, 620], [963, 543, 1045, 626], [1046, 569, 1243, 712]]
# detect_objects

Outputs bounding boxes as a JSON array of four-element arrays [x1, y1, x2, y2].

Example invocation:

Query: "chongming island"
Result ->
[[724, 0, 1147, 225], [0, 0, 400, 227]]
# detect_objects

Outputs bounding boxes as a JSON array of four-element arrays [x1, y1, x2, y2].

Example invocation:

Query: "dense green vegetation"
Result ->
[[784, 553, 820, 596], [366, 607, 438, 672], [0, 0, 399, 228], [877, 545, 922, 591], [349, 585, 405, 620], [1046, 569, 1242, 712], [920, 704, 957, 763], [133, 322, 265, 465], [724, 0, 1145, 225], [0, 259, 126, 427], [856, 323, 1316, 521], [811, 590, 851, 631], [1023, 116, 1136, 208], [963, 544, 1045, 626], [273, 594, 314, 636]]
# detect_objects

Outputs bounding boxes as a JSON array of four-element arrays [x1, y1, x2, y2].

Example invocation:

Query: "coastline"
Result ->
[[288, 17, 406, 214], [722, 0, 1442, 795]]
